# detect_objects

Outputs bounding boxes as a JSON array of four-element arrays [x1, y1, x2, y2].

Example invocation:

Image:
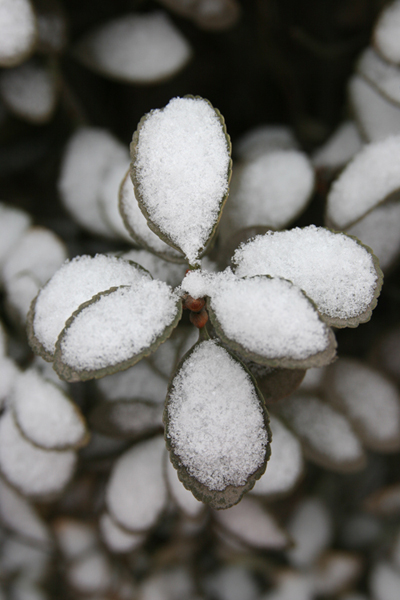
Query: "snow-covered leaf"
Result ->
[[67, 550, 113, 595], [27, 254, 152, 361], [90, 399, 163, 439], [235, 125, 299, 161], [252, 365, 306, 403], [0, 536, 50, 582], [53, 279, 182, 382], [138, 567, 197, 600], [278, 393, 365, 472], [164, 453, 205, 518], [0, 411, 76, 498], [0, 355, 20, 409], [0, 58, 58, 123], [0, 0, 37, 67], [358, 47, 400, 106], [364, 484, 400, 516], [130, 96, 232, 266], [99, 512, 145, 554], [287, 497, 332, 568], [233, 226, 382, 328], [164, 340, 270, 509], [58, 127, 128, 237], [96, 359, 168, 403], [106, 435, 167, 532], [121, 249, 187, 287], [11, 369, 88, 450], [326, 358, 400, 452], [374, 0, 400, 64], [312, 121, 363, 170], [313, 551, 362, 596], [98, 158, 134, 242], [0, 203, 31, 267], [370, 561, 400, 600], [250, 415, 303, 497], [213, 495, 288, 549], [53, 518, 97, 560], [74, 12, 191, 83]]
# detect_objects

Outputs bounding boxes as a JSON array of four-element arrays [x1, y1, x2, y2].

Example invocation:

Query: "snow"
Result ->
[[0, 203, 31, 267], [122, 249, 187, 287], [358, 47, 400, 106], [213, 496, 288, 549], [138, 568, 196, 600], [374, 0, 400, 64], [59, 127, 128, 236], [0, 356, 20, 409], [312, 121, 363, 169], [6, 272, 41, 322], [0, 411, 76, 497], [349, 75, 400, 142], [31, 254, 151, 357], [235, 125, 298, 161], [165, 455, 205, 518], [57, 279, 180, 373], [370, 561, 400, 600], [94, 399, 163, 437], [251, 415, 303, 497], [53, 518, 97, 559], [98, 157, 133, 242], [119, 169, 184, 260], [313, 552, 361, 596], [205, 566, 259, 600], [279, 393, 364, 469], [166, 340, 269, 491], [97, 360, 168, 403], [329, 358, 400, 450], [100, 512, 145, 553], [0, 0, 36, 67], [67, 550, 112, 594], [287, 497, 332, 568], [74, 12, 191, 83], [106, 435, 167, 532], [233, 226, 379, 325], [11, 369, 87, 450], [132, 96, 231, 265], [0, 536, 50, 582], [0, 59, 57, 123]]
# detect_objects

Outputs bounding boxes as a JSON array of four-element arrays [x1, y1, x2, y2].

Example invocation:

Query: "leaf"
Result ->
[[251, 365, 306, 403], [311, 121, 363, 171], [67, 550, 113, 595], [374, 0, 400, 64], [235, 124, 299, 161], [96, 359, 168, 403], [53, 280, 182, 382], [164, 453, 205, 519], [0, 203, 31, 268], [0, 0, 37, 67], [53, 518, 97, 560], [286, 497, 332, 568], [357, 47, 400, 107], [99, 512, 145, 554], [164, 340, 271, 509], [130, 96, 232, 266], [233, 226, 383, 328], [73, 11, 192, 84], [89, 399, 163, 439]]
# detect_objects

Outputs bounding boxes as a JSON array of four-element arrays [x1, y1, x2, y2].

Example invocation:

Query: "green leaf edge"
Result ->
[[163, 339, 272, 510]]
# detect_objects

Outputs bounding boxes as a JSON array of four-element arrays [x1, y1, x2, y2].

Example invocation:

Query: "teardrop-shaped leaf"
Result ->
[[54, 280, 182, 382], [90, 399, 163, 439], [0, 0, 37, 67], [164, 340, 271, 509], [233, 226, 383, 328], [27, 254, 152, 361], [130, 96, 232, 266]]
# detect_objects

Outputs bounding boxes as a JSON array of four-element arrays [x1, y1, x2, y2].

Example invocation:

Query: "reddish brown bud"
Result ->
[[183, 295, 206, 312], [190, 307, 209, 328]]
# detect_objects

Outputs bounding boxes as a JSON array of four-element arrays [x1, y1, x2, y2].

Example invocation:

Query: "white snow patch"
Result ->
[[67, 550, 112, 594], [98, 157, 133, 242], [100, 512, 145, 553], [97, 359, 168, 403], [370, 561, 400, 600], [312, 121, 363, 169], [0, 0, 36, 66], [287, 497, 332, 568], [122, 249, 187, 287], [53, 518, 97, 560], [374, 0, 400, 64], [0, 203, 31, 267]]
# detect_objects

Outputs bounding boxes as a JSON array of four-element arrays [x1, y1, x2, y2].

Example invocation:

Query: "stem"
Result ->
[[198, 323, 210, 342]]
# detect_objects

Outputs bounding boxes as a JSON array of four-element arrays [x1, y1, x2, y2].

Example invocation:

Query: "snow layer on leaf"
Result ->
[[67, 550, 112, 594], [6, 272, 42, 322], [374, 0, 400, 64], [166, 340, 269, 491], [57, 280, 179, 372], [0, 0, 36, 67], [312, 121, 363, 169], [235, 125, 298, 161], [122, 249, 187, 287], [349, 75, 400, 142], [204, 270, 333, 365], [106, 435, 167, 532], [53, 518, 97, 560], [165, 455, 204, 518], [119, 169, 184, 260], [279, 393, 364, 470], [59, 127, 128, 236], [358, 47, 400, 106], [100, 512, 145, 553], [0, 203, 31, 267], [0, 321, 6, 356], [233, 226, 379, 324], [205, 566, 258, 600], [0, 59, 57, 123], [329, 358, 400, 450], [74, 12, 191, 83], [11, 369, 87, 450], [327, 135, 400, 229], [213, 496, 288, 549], [226, 150, 314, 230], [132, 96, 231, 265], [0, 476, 51, 546], [370, 561, 400, 600], [0, 356, 20, 408], [97, 359, 168, 403], [0, 411, 76, 497], [263, 571, 314, 600], [98, 158, 133, 242], [348, 200, 400, 271], [0, 536, 49, 582], [313, 552, 361, 596], [139, 568, 196, 600], [32, 254, 150, 356], [251, 415, 303, 497], [287, 497, 332, 568]]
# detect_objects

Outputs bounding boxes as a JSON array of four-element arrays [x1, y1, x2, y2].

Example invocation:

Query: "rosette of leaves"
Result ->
[[28, 96, 383, 509]]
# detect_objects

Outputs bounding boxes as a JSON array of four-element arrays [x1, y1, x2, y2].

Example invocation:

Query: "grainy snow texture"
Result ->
[[279, 393, 365, 471], [233, 226, 380, 326], [31, 254, 151, 357], [100, 513, 145, 553], [0, 0, 36, 67], [213, 496, 288, 549], [312, 121, 363, 169], [59, 127, 128, 236], [57, 279, 180, 374], [11, 369, 87, 450], [226, 150, 314, 230], [106, 435, 167, 532], [374, 0, 400, 64], [358, 47, 400, 106], [327, 136, 400, 229], [74, 12, 191, 83], [0, 411, 76, 497], [132, 96, 231, 265], [0, 59, 57, 123], [166, 341, 269, 491], [251, 415, 303, 497], [287, 497, 331, 567], [0, 203, 31, 266], [235, 125, 298, 160]]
